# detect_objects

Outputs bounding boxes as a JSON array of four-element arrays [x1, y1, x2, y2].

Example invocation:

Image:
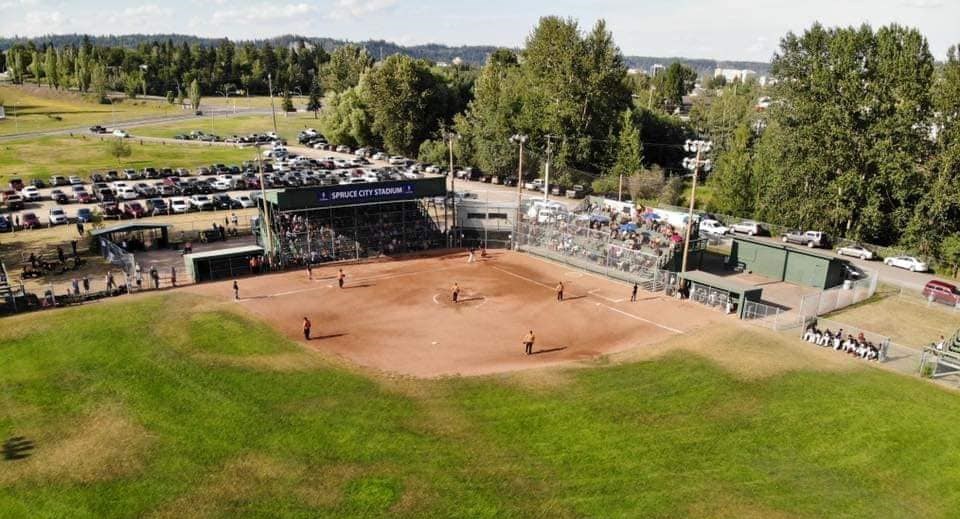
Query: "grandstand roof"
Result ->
[[90, 222, 172, 237], [265, 177, 446, 211]]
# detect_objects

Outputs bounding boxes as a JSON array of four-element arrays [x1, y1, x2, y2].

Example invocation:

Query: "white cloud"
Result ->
[[327, 0, 397, 20], [107, 4, 173, 25], [899, 0, 944, 7], [212, 2, 318, 24], [16, 10, 66, 34]]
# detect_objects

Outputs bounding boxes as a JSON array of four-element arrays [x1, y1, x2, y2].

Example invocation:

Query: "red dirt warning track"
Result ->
[[188, 250, 727, 377]]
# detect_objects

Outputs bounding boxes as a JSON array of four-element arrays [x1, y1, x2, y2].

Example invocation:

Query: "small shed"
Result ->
[[729, 236, 847, 290], [183, 245, 264, 283], [679, 270, 763, 319]]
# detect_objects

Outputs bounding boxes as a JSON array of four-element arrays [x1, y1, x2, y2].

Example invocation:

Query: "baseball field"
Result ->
[[3, 251, 960, 518]]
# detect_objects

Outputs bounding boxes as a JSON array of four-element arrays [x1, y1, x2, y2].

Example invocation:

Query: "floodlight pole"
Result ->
[[267, 73, 279, 136], [445, 131, 458, 241], [256, 145, 272, 254], [511, 134, 528, 249], [680, 139, 712, 274]]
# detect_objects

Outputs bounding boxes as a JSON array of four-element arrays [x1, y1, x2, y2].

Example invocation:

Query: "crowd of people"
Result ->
[[518, 205, 683, 277], [271, 202, 443, 266], [803, 325, 883, 361]]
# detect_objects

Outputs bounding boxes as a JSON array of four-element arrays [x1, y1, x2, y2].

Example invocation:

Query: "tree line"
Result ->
[[697, 24, 960, 269]]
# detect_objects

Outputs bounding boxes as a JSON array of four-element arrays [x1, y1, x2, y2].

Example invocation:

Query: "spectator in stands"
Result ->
[[82, 275, 90, 294]]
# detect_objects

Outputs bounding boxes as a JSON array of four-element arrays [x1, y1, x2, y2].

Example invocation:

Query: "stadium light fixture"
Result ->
[[680, 139, 712, 275]]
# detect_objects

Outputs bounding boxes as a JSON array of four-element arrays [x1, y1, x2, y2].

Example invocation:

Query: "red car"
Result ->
[[122, 202, 145, 218], [21, 212, 41, 229], [923, 280, 960, 307]]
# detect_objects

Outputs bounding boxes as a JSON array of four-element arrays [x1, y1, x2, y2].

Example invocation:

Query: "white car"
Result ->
[[48, 207, 69, 225], [169, 198, 190, 214], [730, 221, 763, 236], [699, 219, 730, 236], [20, 186, 41, 201], [68, 175, 84, 185], [388, 156, 407, 165], [112, 129, 129, 138], [884, 255, 928, 272], [372, 152, 388, 161], [189, 195, 213, 210], [232, 194, 255, 208], [837, 244, 874, 260]]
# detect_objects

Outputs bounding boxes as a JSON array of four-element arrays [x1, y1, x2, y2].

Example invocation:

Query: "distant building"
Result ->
[[650, 64, 665, 77], [451, 57, 464, 66], [714, 68, 757, 83]]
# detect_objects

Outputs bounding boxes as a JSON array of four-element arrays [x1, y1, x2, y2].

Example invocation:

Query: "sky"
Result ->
[[0, 0, 957, 62]]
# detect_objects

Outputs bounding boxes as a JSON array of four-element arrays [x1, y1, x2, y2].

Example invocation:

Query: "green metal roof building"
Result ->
[[729, 236, 847, 290]]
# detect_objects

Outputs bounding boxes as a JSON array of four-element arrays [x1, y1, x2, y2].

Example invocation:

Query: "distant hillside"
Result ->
[[0, 33, 769, 73]]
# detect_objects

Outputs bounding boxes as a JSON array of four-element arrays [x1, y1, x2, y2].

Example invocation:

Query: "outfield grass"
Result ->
[[828, 294, 960, 347], [133, 112, 321, 143], [2, 294, 960, 517], [0, 85, 180, 136], [0, 135, 257, 183]]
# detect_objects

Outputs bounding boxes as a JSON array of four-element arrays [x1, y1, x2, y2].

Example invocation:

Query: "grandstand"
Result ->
[[257, 177, 448, 266]]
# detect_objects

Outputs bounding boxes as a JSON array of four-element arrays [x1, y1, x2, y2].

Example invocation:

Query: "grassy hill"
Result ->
[[1, 293, 958, 518]]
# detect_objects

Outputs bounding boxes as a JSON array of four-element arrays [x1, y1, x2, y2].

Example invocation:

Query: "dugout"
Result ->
[[184, 245, 265, 282], [728, 236, 846, 290], [258, 177, 448, 266], [679, 270, 763, 319], [90, 222, 171, 252]]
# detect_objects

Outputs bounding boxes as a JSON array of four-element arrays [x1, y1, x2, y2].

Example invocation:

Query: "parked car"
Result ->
[[89, 125, 107, 134], [232, 194, 255, 208], [49, 189, 69, 204], [112, 129, 129, 138], [922, 280, 960, 306], [836, 243, 874, 260], [699, 219, 730, 236], [20, 186, 41, 201], [99, 201, 121, 217], [75, 207, 94, 223], [730, 221, 764, 236], [8, 177, 24, 191], [782, 230, 830, 248], [884, 255, 928, 272], [50, 175, 69, 186], [5, 194, 24, 211], [48, 207, 69, 225], [146, 198, 168, 216], [68, 175, 84, 185], [169, 198, 190, 214], [0, 215, 10, 232], [189, 195, 214, 211], [30, 178, 46, 189], [21, 212, 41, 229], [121, 201, 145, 218]]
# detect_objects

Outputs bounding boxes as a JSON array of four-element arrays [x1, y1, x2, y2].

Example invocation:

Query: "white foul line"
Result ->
[[604, 305, 684, 334], [493, 266, 683, 334]]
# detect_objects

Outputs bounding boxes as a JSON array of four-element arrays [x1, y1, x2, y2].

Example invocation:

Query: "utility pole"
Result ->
[[267, 73, 279, 136], [510, 134, 528, 249], [543, 134, 553, 201], [680, 139, 712, 274], [618, 173, 624, 202]]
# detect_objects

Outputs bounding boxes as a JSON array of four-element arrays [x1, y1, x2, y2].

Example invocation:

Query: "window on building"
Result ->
[[487, 213, 508, 220], [467, 213, 486, 220]]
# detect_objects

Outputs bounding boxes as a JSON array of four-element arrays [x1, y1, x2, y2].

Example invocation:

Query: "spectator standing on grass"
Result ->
[[523, 330, 535, 355], [70, 240, 78, 258], [14, 215, 19, 230], [233, 280, 239, 300], [306, 263, 313, 280], [76, 222, 84, 236], [106, 271, 116, 292], [170, 266, 177, 287], [57, 246, 65, 264], [303, 317, 312, 340], [231, 213, 238, 226], [150, 266, 159, 289], [71, 278, 80, 296], [82, 275, 90, 294], [135, 269, 142, 290]]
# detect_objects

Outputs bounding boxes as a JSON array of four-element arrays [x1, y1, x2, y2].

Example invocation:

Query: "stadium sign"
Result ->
[[316, 183, 416, 205]]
